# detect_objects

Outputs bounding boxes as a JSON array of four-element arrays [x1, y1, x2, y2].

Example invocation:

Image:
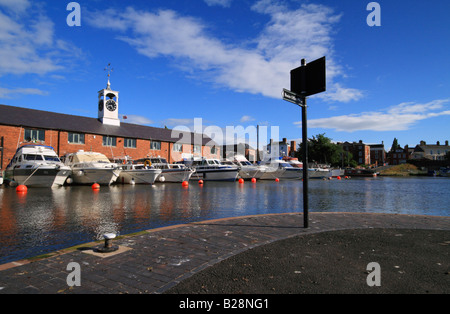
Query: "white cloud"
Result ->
[[0, 0, 30, 13], [0, 86, 47, 98], [299, 98, 450, 132], [121, 114, 153, 125], [86, 1, 361, 101], [0, 1, 81, 78], [204, 0, 233, 7], [240, 115, 255, 123]]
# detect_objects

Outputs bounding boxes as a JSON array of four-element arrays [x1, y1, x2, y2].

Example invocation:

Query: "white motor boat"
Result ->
[[4, 144, 71, 187], [183, 158, 239, 181], [260, 159, 302, 180], [64, 150, 121, 185], [308, 167, 331, 179], [117, 163, 162, 185], [141, 157, 194, 182], [232, 155, 268, 180]]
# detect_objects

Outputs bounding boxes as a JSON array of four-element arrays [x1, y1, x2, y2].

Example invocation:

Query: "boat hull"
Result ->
[[118, 169, 162, 184], [191, 168, 239, 181], [158, 169, 194, 182], [238, 167, 267, 179], [70, 168, 120, 185], [281, 168, 303, 179], [259, 168, 285, 180], [4, 167, 71, 187]]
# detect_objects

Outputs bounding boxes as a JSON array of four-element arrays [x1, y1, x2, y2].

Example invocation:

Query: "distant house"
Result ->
[[368, 142, 386, 166], [387, 145, 412, 165], [339, 140, 371, 165], [221, 143, 256, 162], [411, 140, 450, 160], [265, 138, 297, 160]]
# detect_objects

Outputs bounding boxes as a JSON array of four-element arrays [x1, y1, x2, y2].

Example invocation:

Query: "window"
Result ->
[[173, 143, 183, 152], [103, 136, 117, 147], [150, 141, 161, 150], [124, 138, 137, 148], [210, 146, 217, 154], [68, 132, 85, 144], [193, 145, 201, 154], [24, 129, 45, 142]]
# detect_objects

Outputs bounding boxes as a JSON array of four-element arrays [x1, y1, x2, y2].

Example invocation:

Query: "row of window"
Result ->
[[23, 129, 216, 153]]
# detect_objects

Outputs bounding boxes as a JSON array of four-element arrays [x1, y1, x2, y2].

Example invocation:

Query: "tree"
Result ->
[[296, 133, 344, 167], [390, 138, 401, 152]]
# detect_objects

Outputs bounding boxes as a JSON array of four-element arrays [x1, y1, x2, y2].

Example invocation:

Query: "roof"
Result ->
[[0, 104, 215, 146]]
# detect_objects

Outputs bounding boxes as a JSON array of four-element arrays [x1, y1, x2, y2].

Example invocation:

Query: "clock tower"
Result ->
[[98, 64, 120, 126]]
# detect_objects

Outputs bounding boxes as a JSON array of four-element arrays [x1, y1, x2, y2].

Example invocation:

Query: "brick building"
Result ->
[[339, 140, 371, 165], [387, 145, 412, 165], [0, 82, 218, 170], [368, 142, 386, 167]]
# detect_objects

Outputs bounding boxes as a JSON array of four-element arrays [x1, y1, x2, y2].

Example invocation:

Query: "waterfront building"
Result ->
[[339, 140, 371, 165], [265, 138, 297, 160], [411, 140, 450, 161], [221, 143, 256, 162], [0, 81, 219, 170], [368, 142, 387, 167], [387, 145, 412, 165]]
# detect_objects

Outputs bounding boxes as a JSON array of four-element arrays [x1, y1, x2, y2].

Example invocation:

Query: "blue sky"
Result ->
[[0, 0, 449, 151]]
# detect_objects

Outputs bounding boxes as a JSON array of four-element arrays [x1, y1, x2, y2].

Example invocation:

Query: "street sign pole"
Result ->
[[300, 59, 309, 229], [301, 94, 308, 228], [285, 56, 326, 228]]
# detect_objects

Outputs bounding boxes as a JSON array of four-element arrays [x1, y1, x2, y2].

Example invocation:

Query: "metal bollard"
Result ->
[[96, 233, 119, 253]]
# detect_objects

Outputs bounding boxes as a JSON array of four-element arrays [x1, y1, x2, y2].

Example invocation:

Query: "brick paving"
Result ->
[[0, 212, 449, 294]]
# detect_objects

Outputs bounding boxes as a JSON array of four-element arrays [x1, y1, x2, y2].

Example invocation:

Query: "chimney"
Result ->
[[290, 141, 297, 156], [282, 138, 287, 144], [437, 141, 440, 146], [446, 140, 449, 146]]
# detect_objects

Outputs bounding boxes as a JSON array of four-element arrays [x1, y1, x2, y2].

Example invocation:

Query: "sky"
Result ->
[[0, 0, 449, 152]]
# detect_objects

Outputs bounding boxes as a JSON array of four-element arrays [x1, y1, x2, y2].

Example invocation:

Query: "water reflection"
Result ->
[[0, 177, 449, 264]]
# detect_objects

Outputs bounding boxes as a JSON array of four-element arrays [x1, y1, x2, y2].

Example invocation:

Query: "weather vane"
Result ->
[[104, 63, 114, 89]]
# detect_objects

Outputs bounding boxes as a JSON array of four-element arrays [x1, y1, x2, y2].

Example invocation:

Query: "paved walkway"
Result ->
[[0, 212, 449, 294]]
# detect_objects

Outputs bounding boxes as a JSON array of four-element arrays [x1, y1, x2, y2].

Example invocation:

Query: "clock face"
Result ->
[[105, 99, 117, 112]]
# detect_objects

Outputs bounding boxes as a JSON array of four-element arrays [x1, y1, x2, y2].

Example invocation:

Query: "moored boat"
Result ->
[[4, 144, 71, 187], [63, 150, 121, 185], [260, 159, 302, 180], [182, 158, 239, 181], [233, 155, 268, 180], [117, 163, 162, 184], [344, 168, 377, 177], [139, 157, 194, 182]]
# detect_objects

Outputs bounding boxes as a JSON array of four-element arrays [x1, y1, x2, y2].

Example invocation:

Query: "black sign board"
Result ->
[[290, 56, 326, 97]]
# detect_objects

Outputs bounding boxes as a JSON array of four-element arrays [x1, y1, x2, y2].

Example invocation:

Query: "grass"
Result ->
[[379, 164, 426, 176]]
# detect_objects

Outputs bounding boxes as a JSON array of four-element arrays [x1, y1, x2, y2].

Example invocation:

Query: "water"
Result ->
[[0, 176, 449, 264]]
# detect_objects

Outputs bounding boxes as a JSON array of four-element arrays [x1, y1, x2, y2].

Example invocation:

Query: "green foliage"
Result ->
[[390, 138, 401, 152], [296, 133, 346, 167]]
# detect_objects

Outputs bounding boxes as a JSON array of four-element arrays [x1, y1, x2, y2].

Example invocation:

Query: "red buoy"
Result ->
[[198, 180, 204, 185], [182, 181, 189, 187], [251, 178, 257, 183], [275, 178, 280, 182], [238, 178, 244, 184], [16, 185, 27, 193], [92, 183, 100, 190]]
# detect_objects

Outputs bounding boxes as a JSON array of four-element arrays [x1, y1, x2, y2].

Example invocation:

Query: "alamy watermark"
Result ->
[[366, 262, 381, 286], [66, 2, 81, 27], [66, 262, 81, 287], [367, 2, 381, 27]]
